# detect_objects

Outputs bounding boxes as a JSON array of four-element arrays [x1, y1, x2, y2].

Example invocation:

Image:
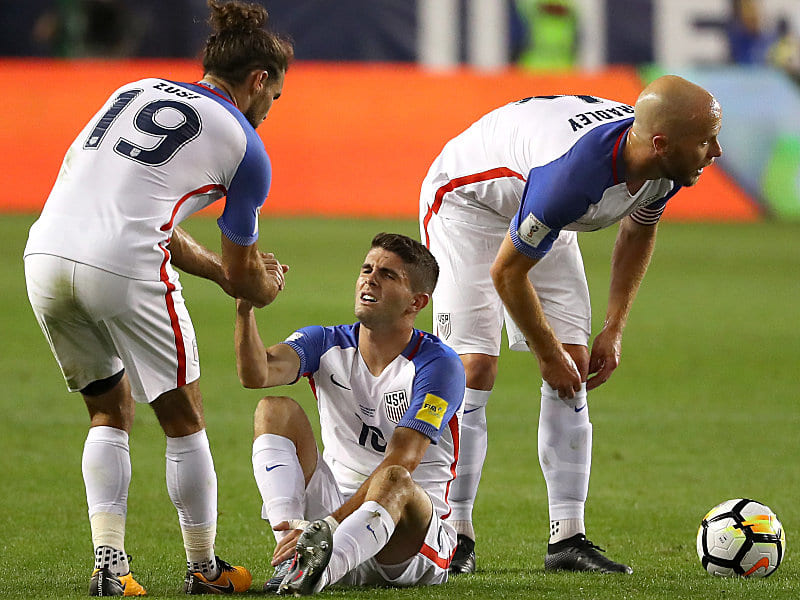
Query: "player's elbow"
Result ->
[[239, 371, 269, 389], [236, 361, 270, 388], [490, 260, 512, 300]]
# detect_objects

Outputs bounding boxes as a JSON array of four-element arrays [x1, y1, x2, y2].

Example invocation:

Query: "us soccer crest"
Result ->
[[383, 389, 409, 423], [436, 313, 451, 340]]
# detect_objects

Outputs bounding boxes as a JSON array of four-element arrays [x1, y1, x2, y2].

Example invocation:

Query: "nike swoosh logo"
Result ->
[[464, 407, 481, 414], [366, 524, 378, 542], [330, 373, 351, 390], [202, 580, 235, 593], [574, 404, 587, 412], [265, 463, 286, 472]]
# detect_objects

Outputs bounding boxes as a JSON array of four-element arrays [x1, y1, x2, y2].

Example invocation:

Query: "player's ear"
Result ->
[[652, 134, 668, 155], [249, 69, 269, 93], [411, 292, 430, 313]]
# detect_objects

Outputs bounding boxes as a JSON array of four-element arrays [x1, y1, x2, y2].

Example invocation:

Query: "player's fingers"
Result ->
[[272, 531, 301, 565], [271, 520, 290, 531], [558, 382, 576, 400], [586, 363, 614, 391]]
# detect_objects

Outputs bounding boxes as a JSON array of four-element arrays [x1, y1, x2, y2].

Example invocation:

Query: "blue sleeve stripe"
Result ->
[[509, 225, 549, 260], [283, 340, 308, 382], [217, 215, 258, 246], [396, 418, 440, 443]]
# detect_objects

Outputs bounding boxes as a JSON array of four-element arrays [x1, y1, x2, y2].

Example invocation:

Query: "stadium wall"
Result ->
[[0, 59, 759, 221]]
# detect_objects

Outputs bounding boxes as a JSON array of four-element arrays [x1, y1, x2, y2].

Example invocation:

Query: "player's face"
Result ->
[[660, 105, 723, 187], [245, 70, 285, 128], [354, 248, 415, 327]]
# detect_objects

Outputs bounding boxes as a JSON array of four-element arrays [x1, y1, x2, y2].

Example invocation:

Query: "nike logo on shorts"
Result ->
[[574, 403, 587, 413], [265, 464, 286, 472]]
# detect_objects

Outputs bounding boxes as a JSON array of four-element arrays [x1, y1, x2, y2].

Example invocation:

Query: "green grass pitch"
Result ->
[[1, 214, 798, 599]]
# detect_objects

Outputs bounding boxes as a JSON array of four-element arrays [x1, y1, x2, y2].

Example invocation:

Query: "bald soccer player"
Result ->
[[419, 75, 722, 574]]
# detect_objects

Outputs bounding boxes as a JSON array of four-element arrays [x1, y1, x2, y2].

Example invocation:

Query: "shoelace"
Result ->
[[216, 557, 234, 573], [579, 537, 606, 553]]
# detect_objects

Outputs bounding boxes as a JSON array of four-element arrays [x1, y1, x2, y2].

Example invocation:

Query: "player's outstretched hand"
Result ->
[[539, 348, 582, 400], [586, 327, 621, 391], [271, 521, 305, 566], [260, 252, 290, 295]]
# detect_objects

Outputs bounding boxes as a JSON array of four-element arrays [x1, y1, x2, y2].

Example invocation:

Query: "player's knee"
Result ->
[[461, 354, 497, 390], [80, 369, 125, 396], [371, 464, 414, 496], [254, 396, 303, 433]]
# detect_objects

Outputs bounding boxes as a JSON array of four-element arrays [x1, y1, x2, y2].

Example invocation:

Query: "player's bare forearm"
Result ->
[[603, 217, 658, 334], [491, 233, 582, 397], [490, 237, 558, 360], [329, 428, 429, 525], [221, 234, 286, 308], [235, 300, 270, 387], [168, 227, 234, 296], [234, 300, 300, 388]]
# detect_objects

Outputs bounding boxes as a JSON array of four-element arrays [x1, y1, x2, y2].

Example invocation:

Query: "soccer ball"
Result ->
[[696, 498, 786, 577]]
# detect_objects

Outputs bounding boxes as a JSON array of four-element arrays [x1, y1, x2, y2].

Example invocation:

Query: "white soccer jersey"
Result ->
[[24, 79, 270, 280], [283, 323, 465, 520], [420, 94, 682, 259]]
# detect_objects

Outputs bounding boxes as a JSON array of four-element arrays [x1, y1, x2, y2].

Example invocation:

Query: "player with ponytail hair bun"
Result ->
[[24, 0, 294, 595]]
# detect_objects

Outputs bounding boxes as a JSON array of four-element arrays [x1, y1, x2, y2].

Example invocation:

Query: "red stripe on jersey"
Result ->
[[441, 413, 460, 520], [160, 184, 227, 233], [420, 542, 452, 569], [422, 167, 526, 247], [611, 128, 628, 185], [195, 82, 238, 108], [307, 374, 318, 400], [406, 331, 424, 360], [158, 244, 186, 387]]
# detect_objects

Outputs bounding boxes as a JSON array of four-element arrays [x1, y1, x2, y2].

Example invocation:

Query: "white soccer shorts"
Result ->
[[302, 453, 455, 587], [24, 254, 200, 402], [423, 214, 591, 355]]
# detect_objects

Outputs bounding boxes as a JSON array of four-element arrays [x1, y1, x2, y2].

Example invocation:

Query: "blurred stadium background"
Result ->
[[1, 0, 799, 218], [1, 1, 799, 599]]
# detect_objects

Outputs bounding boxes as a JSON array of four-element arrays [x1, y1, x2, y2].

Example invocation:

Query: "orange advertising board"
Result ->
[[0, 60, 758, 221]]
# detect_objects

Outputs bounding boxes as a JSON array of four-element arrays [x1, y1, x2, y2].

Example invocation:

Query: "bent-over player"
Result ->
[[420, 75, 723, 574]]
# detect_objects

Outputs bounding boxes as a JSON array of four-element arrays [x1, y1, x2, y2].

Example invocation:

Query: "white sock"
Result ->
[[322, 501, 395, 587], [451, 520, 475, 540], [83, 426, 131, 575], [252, 434, 306, 543], [549, 518, 585, 544], [537, 381, 592, 543], [449, 388, 491, 532], [165, 430, 218, 575]]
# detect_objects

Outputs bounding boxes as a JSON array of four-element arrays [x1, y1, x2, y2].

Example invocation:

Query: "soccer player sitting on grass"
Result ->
[[234, 233, 465, 595]]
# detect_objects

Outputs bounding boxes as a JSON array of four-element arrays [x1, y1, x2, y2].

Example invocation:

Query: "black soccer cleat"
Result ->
[[449, 534, 476, 575], [263, 558, 292, 593], [89, 567, 125, 596], [278, 520, 334, 596], [545, 534, 633, 574]]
